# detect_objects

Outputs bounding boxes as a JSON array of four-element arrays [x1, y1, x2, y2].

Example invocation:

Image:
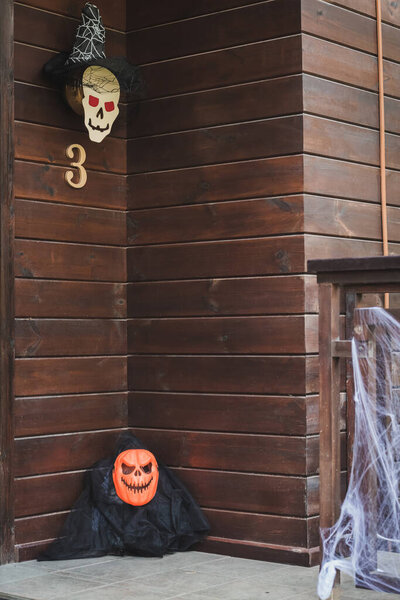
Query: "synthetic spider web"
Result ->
[[318, 307, 400, 599], [66, 3, 106, 66]]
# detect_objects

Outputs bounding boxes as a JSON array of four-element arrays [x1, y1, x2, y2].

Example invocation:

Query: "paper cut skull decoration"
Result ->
[[81, 66, 120, 142], [43, 3, 140, 144], [113, 449, 159, 506]]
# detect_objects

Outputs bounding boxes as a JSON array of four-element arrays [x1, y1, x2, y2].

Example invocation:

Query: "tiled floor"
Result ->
[[0, 552, 399, 600]]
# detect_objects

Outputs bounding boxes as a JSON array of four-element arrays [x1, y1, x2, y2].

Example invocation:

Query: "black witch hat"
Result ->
[[44, 3, 141, 94]]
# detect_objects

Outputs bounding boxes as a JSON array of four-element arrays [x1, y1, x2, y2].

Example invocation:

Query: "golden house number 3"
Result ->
[[65, 143, 88, 188]]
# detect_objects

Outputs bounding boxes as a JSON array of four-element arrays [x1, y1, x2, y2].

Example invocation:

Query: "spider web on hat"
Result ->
[[66, 3, 106, 66]]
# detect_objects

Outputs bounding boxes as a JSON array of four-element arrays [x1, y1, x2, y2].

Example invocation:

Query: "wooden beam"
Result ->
[[0, 0, 15, 564]]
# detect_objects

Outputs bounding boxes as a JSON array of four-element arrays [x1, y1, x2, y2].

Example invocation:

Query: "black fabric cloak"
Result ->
[[39, 433, 209, 560]]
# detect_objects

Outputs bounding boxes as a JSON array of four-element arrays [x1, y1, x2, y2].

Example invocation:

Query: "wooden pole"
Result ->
[[376, 0, 389, 309], [0, 0, 15, 564]]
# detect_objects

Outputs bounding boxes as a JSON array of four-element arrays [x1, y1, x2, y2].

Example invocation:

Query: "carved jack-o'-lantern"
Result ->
[[113, 449, 159, 506]]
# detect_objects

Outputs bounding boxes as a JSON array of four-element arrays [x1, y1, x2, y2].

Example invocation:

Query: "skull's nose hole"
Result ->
[[96, 107, 104, 119], [134, 469, 141, 477], [141, 463, 152, 474], [122, 463, 135, 475]]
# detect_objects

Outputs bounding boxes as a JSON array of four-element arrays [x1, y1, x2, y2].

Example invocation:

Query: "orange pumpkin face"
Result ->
[[113, 449, 159, 506]]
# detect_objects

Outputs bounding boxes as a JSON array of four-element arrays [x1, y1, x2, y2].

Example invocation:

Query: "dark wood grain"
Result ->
[[204, 509, 319, 549], [15, 239, 126, 282], [15, 356, 127, 396], [128, 0, 266, 30], [128, 0, 301, 64], [14, 161, 127, 211], [15, 200, 126, 246], [127, 196, 304, 245], [128, 155, 303, 210], [15, 393, 128, 436], [130, 76, 303, 138], [15, 472, 85, 517], [15, 430, 125, 476], [19, 0, 126, 31], [127, 236, 305, 281], [128, 392, 318, 436], [16, 319, 127, 357], [140, 35, 302, 99], [14, 4, 125, 55], [15, 119, 126, 173], [15, 279, 127, 318], [128, 355, 319, 395], [128, 116, 303, 174], [127, 276, 316, 317], [173, 468, 314, 516], [131, 428, 314, 475], [127, 315, 318, 355], [0, 0, 15, 564]]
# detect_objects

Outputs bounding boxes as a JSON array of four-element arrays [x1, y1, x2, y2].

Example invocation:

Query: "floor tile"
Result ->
[[56, 579, 177, 600], [0, 564, 52, 586], [0, 571, 105, 600]]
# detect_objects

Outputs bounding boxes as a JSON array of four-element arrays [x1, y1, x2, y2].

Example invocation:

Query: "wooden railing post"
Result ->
[[319, 282, 341, 594]]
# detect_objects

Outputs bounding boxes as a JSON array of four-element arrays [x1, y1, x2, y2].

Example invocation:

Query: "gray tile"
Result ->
[[194, 576, 301, 600], [132, 566, 242, 595], [60, 555, 177, 582], [0, 563, 52, 585], [33, 556, 119, 572], [56, 579, 176, 600], [0, 571, 104, 600], [194, 556, 287, 579]]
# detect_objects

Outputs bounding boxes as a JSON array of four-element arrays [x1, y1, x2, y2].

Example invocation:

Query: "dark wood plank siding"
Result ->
[[13, 0, 128, 560], [126, 0, 318, 565]]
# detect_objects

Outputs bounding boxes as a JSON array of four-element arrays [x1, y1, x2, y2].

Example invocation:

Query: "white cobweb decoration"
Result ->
[[66, 3, 106, 65], [318, 307, 400, 599]]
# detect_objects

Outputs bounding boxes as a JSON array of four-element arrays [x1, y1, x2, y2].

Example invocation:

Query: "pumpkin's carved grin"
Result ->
[[121, 475, 153, 493]]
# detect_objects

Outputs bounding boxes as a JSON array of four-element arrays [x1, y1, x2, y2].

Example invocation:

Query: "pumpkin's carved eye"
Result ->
[[122, 463, 135, 475], [141, 462, 152, 474]]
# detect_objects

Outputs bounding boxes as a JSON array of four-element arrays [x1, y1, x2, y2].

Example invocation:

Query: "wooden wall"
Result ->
[[126, 0, 320, 566], [9, 0, 400, 565], [13, 0, 128, 561]]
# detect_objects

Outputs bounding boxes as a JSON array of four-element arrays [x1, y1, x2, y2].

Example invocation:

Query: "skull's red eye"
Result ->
[[105, 101, 115, 112], [89, 95, 99, 107]]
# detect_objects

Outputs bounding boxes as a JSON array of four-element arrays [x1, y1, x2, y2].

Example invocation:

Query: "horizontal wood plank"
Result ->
[[128, 155, 303, 210], [15, 393, 128, 436], [15, 472, 85, 517], [127, 236, 305, 281], [15, 161, 127, 211], [15, 356, 127, 396], [14, 4, 124, 55], [128, 392, 318, 436], [129, 0, 301, 64], [128, 116, 303, 174], [173, 468, 313, 516], [130, 75, 303, 138], [127, 196, 304, 245], [127, 275, 317, 317], [19, 0, 126, 31], [305, 234, 400, 261], [15, 430, 126, 477], [203, 509, 319, 548], [15, 512, 67, 545], [15, 279, 127, 318], [15, 239, 126, 282], [131, 428, 314, 475], [140, 35, 302, 99], [15, 200, 126, 246], [127, 315, 318, 354], [128, 355, 318, 395], [303, 34, 377, 92], [16, 319, 127, 357], [15, 119, 126, 173]]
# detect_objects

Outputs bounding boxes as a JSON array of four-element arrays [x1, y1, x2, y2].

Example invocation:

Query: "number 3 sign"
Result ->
[[65, 144, 87, 189]]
